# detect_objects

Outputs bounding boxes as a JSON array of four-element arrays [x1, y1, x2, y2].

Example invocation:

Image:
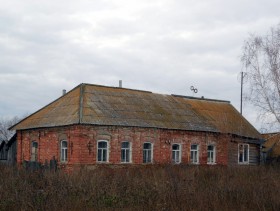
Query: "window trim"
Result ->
[[97, 140, 109, 163], [238, 143, 249, 164], [190, 144, 199, 164], [31, 141, 38, 162], [172, 143, 181, 164], [60, 140, 68, 163], [143, 142, 153, 164], [207, 145, 216, 165], [121, 141, 132, 163]]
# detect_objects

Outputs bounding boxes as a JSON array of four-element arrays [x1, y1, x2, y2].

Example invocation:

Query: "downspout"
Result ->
[[20, 130, 23, 165], [38, 131, 41, 163]]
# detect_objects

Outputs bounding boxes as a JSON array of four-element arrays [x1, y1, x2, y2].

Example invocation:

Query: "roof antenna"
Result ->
[[190, 86, 198, 96]]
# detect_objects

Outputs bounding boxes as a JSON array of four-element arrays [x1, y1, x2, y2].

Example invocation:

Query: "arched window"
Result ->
[[31, 141, 38, 161], [190, 144, 199, 164], [60, 140, 68, 162], [207, 145, 216, 164], [97, 140, 109, 162], [172, 144, 181, 164], [143, 142, 153, 163], [121, 142, 131, 163]]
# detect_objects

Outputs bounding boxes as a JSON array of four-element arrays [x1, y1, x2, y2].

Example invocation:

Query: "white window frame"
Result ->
[[31, 141, 38, 162], [121, 141, 131, 163], [97, 140, 109, 163], [172, 144, 181, 164], [207, 145, 216, 164], [143, 142, 153, 163], [238, 144, 249, 164], [190, 144, 199, 164], [60, 140, 68, 162]]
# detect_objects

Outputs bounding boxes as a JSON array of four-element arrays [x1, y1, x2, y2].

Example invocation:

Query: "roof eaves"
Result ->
[[14, 122, 80, 131], [230, 133, 263, 144], [9, 83, 83, 131]]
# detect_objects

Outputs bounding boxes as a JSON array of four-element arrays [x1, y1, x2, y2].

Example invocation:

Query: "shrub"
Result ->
[[0, 164, 279, 210]]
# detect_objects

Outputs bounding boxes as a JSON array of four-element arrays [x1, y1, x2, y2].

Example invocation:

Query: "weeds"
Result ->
[[0, 164, 279, 210]]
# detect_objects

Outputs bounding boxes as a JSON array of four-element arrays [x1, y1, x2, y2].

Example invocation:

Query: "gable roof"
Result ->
[[262, 133, 280, 157], [10, 83, 261, 139]]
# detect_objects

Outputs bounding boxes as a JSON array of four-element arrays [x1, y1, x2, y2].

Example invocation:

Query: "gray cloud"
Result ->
[[0, 0, 280, 130]]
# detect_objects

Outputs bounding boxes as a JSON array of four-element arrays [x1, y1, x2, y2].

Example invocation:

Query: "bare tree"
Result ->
[[0, 116, 20, 141], [241, 24, 280, 128]]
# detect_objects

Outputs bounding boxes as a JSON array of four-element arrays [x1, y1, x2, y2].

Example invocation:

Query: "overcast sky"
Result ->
[[0, 0, 279, 132]]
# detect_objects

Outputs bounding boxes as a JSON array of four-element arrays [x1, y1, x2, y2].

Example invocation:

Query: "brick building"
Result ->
[[10, 83, 262, 168]]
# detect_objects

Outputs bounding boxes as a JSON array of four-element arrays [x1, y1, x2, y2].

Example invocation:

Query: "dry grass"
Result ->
[[0, 164, 280, 210]]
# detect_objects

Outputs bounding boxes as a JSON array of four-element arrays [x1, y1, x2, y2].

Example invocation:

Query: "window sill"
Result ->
[[172, 161, 181, 164], [96, 161, 109, 164]]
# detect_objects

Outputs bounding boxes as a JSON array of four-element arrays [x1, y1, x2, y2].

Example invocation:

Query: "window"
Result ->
[[60, 140, 68, 162], [238, 144, 249, 164], [97, 141, 108, 162], [0, 145, 8, 160], [207, 145, 216, 164], [190, 144, 199, 164], [172, 144, 181, 163], [31, 141, 38, 161], [143, 142, 153, 163], [121, 142, 131, 163]]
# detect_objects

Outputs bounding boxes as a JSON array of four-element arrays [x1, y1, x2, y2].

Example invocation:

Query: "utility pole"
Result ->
[[240, 72, 244, 115]]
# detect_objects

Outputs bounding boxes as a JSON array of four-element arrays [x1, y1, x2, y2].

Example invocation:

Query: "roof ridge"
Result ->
[[171, 94, 230, 103], [83, 83, 152, 94], [79, 84, 85, 124], [82, 83, 232, 103]]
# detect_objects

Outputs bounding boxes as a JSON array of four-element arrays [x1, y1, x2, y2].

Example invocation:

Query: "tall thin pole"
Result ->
[[240, 72, 243, 115]]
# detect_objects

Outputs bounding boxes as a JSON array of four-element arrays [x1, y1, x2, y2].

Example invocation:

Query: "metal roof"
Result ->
[[11, 83, 261, 139]]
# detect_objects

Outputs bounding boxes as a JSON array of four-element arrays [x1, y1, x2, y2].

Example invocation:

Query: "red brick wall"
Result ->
[[16, 125, 255, 166]]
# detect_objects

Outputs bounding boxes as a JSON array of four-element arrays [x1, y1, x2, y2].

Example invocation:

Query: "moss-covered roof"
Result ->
[[11, 83, 261, 139]]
